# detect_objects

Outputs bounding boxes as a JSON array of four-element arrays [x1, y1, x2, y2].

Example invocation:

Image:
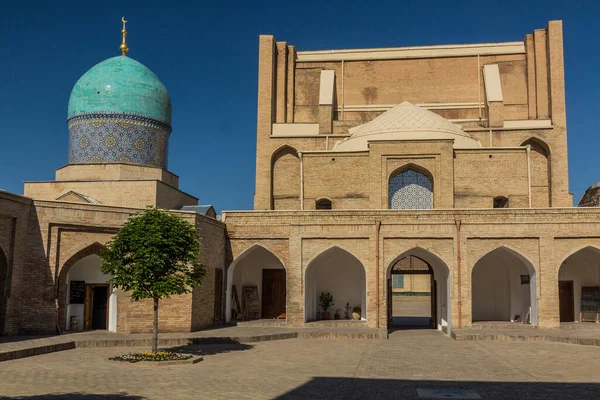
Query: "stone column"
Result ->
[[537, 236, 560, 328], [286, 229, 304, 326]]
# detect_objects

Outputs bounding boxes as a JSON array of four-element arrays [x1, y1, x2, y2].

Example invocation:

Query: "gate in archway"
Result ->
[[388, 255, 436, 329]]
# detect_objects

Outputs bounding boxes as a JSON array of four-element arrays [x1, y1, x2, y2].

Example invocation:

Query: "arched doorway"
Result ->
[[471, 247, 537, 325], [387, 248, 450, 331], [64, 254, 116, 331], [226, 245, 286, 322], [389, 256, 434, 328], [305, 247, 366, 322], [0, 247, 8, 335], [558, 246, 600, 323]]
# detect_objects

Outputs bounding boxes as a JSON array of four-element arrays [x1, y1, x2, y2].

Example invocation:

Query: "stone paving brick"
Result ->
[[1, 330, 600, 399]]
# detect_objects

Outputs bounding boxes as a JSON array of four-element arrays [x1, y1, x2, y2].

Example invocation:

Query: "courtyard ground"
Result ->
[[1, 329, 600, 400], [392, 295, 431, 327]]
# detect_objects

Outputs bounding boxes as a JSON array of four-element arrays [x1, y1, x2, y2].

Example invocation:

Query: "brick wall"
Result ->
[[303, 152, 370, 209], [255, 22, 572, 211], [0, 197, 227, 335], [454, 149, 529, 208], [224, 207, 600, 330], [55, 164, 179, 188]]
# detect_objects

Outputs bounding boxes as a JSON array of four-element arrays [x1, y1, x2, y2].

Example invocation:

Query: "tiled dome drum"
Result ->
[[67, 56, 172, 168]]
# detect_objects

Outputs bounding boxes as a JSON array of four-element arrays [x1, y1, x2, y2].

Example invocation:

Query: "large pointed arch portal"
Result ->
[[386, 248, 450, 332], [389, 255, 434, 328]]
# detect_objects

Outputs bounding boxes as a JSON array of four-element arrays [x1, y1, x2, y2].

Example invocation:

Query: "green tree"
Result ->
[[101, 207, 205, 353]]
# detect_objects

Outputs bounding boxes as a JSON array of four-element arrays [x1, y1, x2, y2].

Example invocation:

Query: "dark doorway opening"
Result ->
[[0, 249, 8, 335], [85, 284, 109, 330], [262, 269, 286, 319], [559, 280, 574, 322], [388, 256, 436, 329], [214, 268, 224, 324]]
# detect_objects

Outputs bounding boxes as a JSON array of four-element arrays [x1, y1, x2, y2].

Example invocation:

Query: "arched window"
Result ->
[[389, 168, 433, 209], [493, 196, 509, 208], [315, 199, 332, 210]]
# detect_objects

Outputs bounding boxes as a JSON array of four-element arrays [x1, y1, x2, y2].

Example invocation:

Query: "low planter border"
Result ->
[[108, 352, 203, 366]]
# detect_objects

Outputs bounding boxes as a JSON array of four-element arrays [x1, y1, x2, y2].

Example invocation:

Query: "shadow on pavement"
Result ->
[[274, 377, 600, 400], [0, 394, 145, 400], [0, 336, 52, 345], [164, 342, 253, 356]]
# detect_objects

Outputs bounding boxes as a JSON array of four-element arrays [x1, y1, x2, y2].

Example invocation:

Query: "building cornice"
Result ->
[[297, 41, 525, 62], [222, 208, 600, 224]]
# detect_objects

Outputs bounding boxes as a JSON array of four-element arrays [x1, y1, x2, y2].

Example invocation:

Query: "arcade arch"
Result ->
[[471, 247, 537, 325], [304, 247, 366, 322], [226, 245, 286, 322], [558, 246, 600, 322]]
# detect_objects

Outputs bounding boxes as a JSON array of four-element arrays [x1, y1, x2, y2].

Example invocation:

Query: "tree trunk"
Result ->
[[152, 297, 159, 353]]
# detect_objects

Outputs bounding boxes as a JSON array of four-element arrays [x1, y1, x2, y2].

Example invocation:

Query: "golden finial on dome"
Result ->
[[120, 16, 129, 56]]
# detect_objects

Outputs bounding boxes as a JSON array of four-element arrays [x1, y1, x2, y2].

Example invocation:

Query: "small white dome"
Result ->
[[333, 102, 481, 151]]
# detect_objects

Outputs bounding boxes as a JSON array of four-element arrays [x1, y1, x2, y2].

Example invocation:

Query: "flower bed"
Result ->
[[110, 351, 194, 363]]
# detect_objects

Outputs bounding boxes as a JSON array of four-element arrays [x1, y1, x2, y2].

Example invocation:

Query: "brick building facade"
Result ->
[[0, 20, 598, 336], [225, 20, 600, 333]]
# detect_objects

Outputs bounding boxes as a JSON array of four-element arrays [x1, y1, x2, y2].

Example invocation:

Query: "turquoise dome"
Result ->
[[66, 56, 172, 169], [67, 56, 172, 126]]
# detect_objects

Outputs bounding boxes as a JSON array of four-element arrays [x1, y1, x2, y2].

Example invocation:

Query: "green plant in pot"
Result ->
[[344, 302, 352, 319], [352, 306, 361, 320], [319, 292, 334, 320], [334, 309, 341, 320]]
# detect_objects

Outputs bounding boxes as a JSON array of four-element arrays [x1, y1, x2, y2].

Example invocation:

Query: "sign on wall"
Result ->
[[69, 281, 85, 304], [581, 286, 600, 312]]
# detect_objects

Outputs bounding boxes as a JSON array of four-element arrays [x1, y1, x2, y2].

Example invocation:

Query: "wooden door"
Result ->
[[214, 269, 223, 324], [84, 285, 93, 330], [559, 281, 574, 322], [262, 269, 286, 319], [387, 277, 393, 328], [91, 286, 109, 330], [430, 278, 437, 329]]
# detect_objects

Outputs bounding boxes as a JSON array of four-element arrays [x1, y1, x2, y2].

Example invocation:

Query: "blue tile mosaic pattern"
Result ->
[[389, 169, 433, 209], [68, 112, 169, 168], [68, 56, 172, 126]]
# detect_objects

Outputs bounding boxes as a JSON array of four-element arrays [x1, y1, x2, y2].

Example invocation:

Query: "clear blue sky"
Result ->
[[0, 0, 598, 211]]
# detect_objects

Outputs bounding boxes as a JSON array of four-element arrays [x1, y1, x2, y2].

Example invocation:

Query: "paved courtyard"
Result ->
[[392, 296, 431, 327], [1, 330, 600, 399]]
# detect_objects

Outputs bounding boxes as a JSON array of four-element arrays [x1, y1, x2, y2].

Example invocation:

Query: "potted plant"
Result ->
[[344, 303, 351, 320], [352, 306, 361, 320], [334, 309, 341, 320], [319, 292, 334, 320]]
